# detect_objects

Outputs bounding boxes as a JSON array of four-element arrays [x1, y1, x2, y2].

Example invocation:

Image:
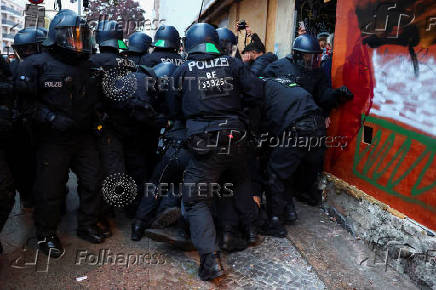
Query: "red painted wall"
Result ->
[[326, 0, 436, 230]]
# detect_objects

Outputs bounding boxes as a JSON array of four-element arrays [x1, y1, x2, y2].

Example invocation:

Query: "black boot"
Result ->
[[151, 207, 181, 229], [131, 220, 146, 241], [262, 216, 287, 238], [199, 252, 224, 281], [144, 226, 195, 251], [220, 225, 248, 252], [97, 218, 112, 238], [77, 225, 105, 244], [37, 234, 65, 258], [284, 200, 298, 225], [0, 241, 3, 254]]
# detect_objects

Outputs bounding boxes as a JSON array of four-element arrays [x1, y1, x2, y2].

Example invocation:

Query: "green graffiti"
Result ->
[[353, 115, 436, 213]]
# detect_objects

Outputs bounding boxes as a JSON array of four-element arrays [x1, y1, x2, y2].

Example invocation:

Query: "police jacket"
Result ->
[[126, 53, 146, 66], [248, 52, 278, 77], [169, 53, 264, 136], [89, 52, 157, 137], [16, 51, 99, 137], [139, 49, 184, 67], [262, 77, 321, 136], [263, 55, 337, 114]]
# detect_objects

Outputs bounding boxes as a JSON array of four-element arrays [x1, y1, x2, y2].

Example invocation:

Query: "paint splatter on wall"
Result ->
[[326, 0, 436, 230]]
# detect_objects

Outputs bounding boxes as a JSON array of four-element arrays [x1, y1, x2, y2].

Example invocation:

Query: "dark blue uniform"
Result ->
[[90, 52, 158, 213], [170, 53, 264, 255], [246, 52, 277, 77], [0, 58, 16, 241], [17, 50, 101, 236], [261, 78, 325, 221], [139, 50, 184, 67], [135, 122, 190, 225], [263, 55, 338, 114]]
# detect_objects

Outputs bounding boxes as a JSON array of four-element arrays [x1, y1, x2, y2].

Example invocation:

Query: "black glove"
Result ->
[[51, 114, 75, 132], [335, 86, 354, 105]]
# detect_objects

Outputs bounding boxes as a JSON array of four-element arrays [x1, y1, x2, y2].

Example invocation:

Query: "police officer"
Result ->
[[213, 27, 259, 252], [216, 27, 238, 57], [90, 19, 134, 231], [170, 23, 264, 280], [8, 28, 46, 209], [260, 77, 326, 237], [125, 31, 152, 65], [263, 34, 353, 114], [16, 10, 105, 257], [0, 56, 15, 254], [91, 20, 160, 220], [139, 25, 183, 67], [132, 62, 186, 241], [263, 34, 353, 210]]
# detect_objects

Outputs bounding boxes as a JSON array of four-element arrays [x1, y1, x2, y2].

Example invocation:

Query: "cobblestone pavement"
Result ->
[[0, 182, 325, 289]]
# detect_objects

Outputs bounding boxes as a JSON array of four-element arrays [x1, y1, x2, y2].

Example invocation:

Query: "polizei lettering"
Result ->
[[187, 57, 229, 72], [44, 81, 63, 88], [160, 58, 184, 66]]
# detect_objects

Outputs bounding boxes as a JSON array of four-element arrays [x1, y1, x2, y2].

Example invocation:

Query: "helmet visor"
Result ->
[[295, 52, 321, 71], [13, 43, 41, 60], [220, 41, 236, 56], [55, 26, 92, 53]]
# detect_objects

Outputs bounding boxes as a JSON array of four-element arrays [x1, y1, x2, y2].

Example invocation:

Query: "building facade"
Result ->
[[1, 0, 25, 54], [197, 0, 436, 232]]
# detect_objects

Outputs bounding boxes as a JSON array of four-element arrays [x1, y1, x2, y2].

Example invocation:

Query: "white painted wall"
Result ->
[[370, 50, 436, 137]]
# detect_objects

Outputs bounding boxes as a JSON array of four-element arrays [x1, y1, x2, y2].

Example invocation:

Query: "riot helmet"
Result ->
[[12, 28, 46, 59], [216, 27, 237, 56], [43, 9, 76, 47], [152, 26, 180, 50], [54, 14, 92, 56], [95, 20, 127, 50], [185, 23, 221, 55], [292, 34, 322, 71], [128, 31, 152, 54]]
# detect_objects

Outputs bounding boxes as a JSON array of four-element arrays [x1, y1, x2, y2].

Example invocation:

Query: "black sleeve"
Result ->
[[249, 53, 277, 77], [167, 66, 184, 120], [233, 58, 264, 108], [314, 72, 337, 115], [262, 62, 279, 78]]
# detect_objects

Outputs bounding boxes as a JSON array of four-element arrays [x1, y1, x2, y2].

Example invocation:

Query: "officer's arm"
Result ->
[[261, 62, 278, 78], [315, 72, 337, 115], [235, 59, 264, 107], [14, 58, 40, 119], [167, 66, 184, 120]]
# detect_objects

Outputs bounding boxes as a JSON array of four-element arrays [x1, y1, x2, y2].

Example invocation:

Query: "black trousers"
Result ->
[[267, 128, 326, 217], [99, 128, 155, 212], [135, 144, 190, 223], [0, 148, 15, 232], [183, 136, 252, 255], [214, 169, 258, 229], [33, 134, 101, 236], [8, 122, 36, 205]]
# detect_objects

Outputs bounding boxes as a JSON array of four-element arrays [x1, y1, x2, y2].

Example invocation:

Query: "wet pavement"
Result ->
[[0, 174, 416, 289]]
